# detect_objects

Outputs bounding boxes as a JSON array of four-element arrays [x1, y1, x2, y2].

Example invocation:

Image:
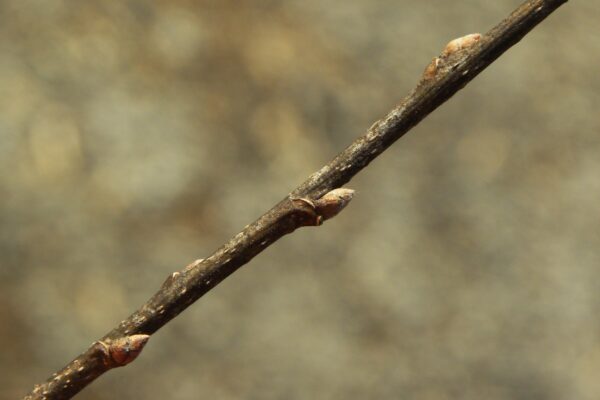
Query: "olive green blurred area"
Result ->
[[1, 1, 599, 399]]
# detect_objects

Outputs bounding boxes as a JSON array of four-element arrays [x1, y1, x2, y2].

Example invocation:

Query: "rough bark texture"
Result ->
[[23, 0, 568, 398]]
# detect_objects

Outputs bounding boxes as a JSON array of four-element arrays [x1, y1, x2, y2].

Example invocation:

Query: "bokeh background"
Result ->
[[1, 1, 599, 399]]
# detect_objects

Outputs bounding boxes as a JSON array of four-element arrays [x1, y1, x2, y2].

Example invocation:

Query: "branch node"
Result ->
[[96, 334, 150, 369], [442, 33, 482, 57], [421, 32, 482, 81], [292, 188, 355, 226]]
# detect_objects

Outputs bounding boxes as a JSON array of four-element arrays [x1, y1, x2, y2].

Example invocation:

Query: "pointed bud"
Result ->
[[107, 334, 150, 367], [442, 33, 482, 57], [313, 188, 355, 221]]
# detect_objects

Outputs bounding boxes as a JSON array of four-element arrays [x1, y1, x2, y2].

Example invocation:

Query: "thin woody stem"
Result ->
[[23, 0, 568, 399]]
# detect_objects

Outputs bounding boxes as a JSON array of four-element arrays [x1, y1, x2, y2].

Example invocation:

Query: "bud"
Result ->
[[313, 188, 355, 221], [442, 33, 482, 57], [105, 334, 150, 367]]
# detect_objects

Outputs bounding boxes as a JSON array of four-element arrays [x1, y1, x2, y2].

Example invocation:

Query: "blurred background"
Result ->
[[1, 1, 599, 399]]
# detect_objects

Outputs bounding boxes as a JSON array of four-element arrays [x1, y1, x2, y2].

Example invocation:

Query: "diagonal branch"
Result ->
[[23, 0, 568, 398]]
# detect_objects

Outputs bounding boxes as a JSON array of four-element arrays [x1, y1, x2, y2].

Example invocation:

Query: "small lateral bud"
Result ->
[[313, 188, 355, 222], [442, 33, 481, 57], [100, 334, 150, 367]]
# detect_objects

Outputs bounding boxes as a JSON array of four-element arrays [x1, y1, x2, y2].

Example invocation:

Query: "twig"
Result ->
[[23, 0, 568, 398]]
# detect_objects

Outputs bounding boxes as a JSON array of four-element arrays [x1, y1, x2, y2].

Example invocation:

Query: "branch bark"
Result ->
[[24, 0, 568, 398]]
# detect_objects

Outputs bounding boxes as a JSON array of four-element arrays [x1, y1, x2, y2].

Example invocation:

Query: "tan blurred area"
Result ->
[[1, 1, 599, 399]]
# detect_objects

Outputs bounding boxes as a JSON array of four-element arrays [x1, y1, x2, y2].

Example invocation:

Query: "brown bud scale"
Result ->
[[442, 33, 482, 57], [422, 57, 441, 80], [100, 334, 150, 367], [313, 188, 355, 221]]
